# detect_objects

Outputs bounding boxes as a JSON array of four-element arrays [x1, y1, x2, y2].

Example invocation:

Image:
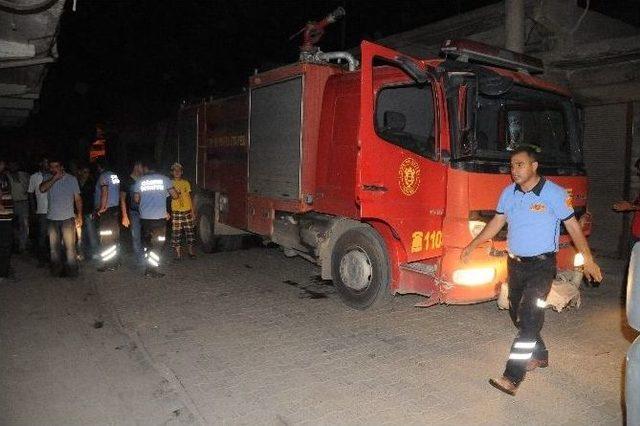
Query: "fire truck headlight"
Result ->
[[574, 253, 585, 267], [468, 220, 487, 238], [452, 267, 496, 286]]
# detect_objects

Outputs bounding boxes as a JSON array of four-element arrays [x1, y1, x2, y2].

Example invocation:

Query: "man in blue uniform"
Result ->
[[94, 158, 121, 271], [461, 146, 603, 396], [133, 162, 178, 278]]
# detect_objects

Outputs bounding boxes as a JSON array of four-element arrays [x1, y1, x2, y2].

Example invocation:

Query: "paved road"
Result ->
[[0, 247, 634, 425]]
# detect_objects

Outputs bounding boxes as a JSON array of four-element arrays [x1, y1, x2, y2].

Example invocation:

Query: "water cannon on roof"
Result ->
[[441, 39, 544, 74], [290, 7, 346, 57], [289, 7, 358, 71]]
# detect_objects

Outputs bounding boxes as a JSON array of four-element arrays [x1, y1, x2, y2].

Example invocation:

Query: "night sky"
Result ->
[[32, 0, 501, 146], [6, 0, 640, 158]]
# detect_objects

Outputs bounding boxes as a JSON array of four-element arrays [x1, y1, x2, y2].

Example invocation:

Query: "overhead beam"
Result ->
[[0, 117, 27, 127], [12, 93, 40, 99], [0, 97, 34, 109], [0, 56, 54, 69], [0, 83, 28, 96], [0, 108, 30, 118], [0, 40, 35, 60]]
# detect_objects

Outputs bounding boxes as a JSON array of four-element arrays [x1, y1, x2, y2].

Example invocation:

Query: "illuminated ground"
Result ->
[[0, 247, 633, 425]]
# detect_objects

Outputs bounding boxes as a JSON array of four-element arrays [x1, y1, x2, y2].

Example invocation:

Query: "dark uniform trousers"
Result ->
[[141, 219, 166, 271], [504, 254, 556, 384], [0, 221, 13, 277], [98, 207, 120, 265]]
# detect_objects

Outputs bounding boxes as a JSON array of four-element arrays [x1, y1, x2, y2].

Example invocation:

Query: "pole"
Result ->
[[505, 0, 525, 53]]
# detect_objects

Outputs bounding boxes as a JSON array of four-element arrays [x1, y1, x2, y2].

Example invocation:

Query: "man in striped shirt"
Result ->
[[0, 160, 14, 280]]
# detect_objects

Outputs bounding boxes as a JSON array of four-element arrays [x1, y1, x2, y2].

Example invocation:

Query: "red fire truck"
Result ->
[[176, 39, 590, 309]]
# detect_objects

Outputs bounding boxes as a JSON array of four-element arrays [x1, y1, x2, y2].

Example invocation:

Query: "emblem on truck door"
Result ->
[[398, 158, 421, 196]]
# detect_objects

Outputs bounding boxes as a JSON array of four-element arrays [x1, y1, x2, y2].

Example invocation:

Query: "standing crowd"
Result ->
[[0, 157, 197, 282]]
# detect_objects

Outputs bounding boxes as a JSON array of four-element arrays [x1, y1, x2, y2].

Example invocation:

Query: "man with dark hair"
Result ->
[[7, 161, 30, 253], [0, 160, 14, 281], [133, 161, 178, 278], [120, 160, 145, 266], [613, 158, 640, 250], [170, 162, 197, 260], [28, 157, 50, 267], [461, 145, 602, 395], [94, 157, 121, 271], [39, 159, 83, 278]]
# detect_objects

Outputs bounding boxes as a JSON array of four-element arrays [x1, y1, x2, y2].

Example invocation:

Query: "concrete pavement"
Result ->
[[0, 248, 634, 425]]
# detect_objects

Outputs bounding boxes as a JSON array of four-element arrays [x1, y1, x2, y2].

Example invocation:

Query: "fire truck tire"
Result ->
[[331, 227, 392, 310], [197, 204, 217, 253]]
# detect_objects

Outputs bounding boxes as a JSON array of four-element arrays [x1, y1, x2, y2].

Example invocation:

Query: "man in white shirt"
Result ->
[[28, 157, 50, 267]]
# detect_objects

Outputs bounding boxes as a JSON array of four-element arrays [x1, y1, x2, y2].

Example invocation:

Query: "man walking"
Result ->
[[94, 158, 121, 271], [461, 146, 603, 396], [28, 157, 50, 266], [39, 159, 83, 278], [120, 160, 145, 266], [0, 160, 14, 281], [7, 161, 30, 253], [133, 162, 177, 278]]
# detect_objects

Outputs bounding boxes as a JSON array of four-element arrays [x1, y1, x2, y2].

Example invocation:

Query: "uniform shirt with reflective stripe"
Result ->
[[95, 171, 120, 209], [133, 173, 173, 220], [496, 177, 574, 257]]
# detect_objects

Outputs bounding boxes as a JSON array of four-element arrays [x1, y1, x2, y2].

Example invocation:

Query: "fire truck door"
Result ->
[[356, 41, 447, 262]]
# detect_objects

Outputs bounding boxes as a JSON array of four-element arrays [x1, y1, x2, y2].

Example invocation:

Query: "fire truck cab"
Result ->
[[187, 39, 589, 310]]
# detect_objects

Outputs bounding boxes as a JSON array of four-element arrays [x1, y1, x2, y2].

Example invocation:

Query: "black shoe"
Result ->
[[50, 264, 64, 277], [144, 269, 165, 278], [97, 264, 118, 272], [66, 268, 79, 279], [489, 376, 519, 396]]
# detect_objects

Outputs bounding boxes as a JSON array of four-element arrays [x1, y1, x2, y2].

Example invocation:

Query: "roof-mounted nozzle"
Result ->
[[290, 7, 357, 70], [290, 7, 346, 57]]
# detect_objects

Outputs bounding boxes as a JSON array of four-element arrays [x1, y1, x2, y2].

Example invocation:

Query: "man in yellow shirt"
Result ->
[[170, 163, 197, 260]]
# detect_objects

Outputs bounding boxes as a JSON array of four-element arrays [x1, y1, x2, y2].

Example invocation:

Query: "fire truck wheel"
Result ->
[[197, 204, 217, 253], [331, 227, 392, 310]]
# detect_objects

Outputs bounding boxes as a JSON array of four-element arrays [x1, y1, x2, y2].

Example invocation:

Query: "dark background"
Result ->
[[2, 0, 639, 163]]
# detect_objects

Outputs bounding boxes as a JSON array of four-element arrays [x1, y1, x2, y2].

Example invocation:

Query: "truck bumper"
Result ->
[[409, 246, 579, 306]]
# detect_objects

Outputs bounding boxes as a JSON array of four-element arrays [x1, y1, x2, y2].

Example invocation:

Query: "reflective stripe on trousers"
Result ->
[[503, 255, 555, 383], [98, 207, 120, 264], [141, 218, 166, 270]]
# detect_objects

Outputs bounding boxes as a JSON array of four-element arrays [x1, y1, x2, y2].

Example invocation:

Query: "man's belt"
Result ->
[[509, 251, 556, 263]]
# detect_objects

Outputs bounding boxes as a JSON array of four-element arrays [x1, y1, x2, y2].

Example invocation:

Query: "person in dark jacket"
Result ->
[[0, 160, 14, 281]]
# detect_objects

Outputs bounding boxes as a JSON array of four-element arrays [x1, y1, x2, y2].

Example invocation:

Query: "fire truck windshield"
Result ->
[[454, 84, 583, 172]]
